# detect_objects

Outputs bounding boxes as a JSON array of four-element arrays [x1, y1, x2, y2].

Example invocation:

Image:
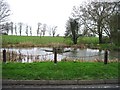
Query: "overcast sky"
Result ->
[[6, 0, 118, 36], [6, 0, 90, 36]]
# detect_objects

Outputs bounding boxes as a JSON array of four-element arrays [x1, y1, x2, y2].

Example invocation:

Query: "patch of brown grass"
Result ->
[[17, 42, 35, 47]]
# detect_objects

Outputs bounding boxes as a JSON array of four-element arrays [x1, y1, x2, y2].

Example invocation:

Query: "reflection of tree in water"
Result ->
[[98, 49, 103, 56], [4, 47, 119, 62], [18, 49, 22, 62], [98, 49, 102, 60], [71, 48, 77, 54], [71, 48, 78, 57]]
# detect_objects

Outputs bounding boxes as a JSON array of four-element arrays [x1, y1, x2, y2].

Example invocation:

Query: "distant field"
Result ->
[[2, 62, 119, 80], [2, 35, 66, 47], [2, 35, 99, 47]]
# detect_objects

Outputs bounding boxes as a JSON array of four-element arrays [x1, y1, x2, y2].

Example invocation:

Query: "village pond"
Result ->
[[1, 47, 119, 63]]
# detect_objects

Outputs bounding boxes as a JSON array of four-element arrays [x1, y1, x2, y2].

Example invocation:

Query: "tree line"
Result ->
[[0, 0, 58, 37], [36, 22, 57, 37], [0, 22, 58, 37], [65, 1, 120, 45]]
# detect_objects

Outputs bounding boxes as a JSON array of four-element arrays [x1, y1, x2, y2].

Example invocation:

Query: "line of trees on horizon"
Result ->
[[0, 0, 58, 37], [0, 22, 58, 37]]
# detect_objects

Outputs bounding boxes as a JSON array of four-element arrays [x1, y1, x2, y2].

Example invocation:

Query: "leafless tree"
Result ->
[[25, 25, 28, 36], [18, 22, 23, 36], [65, 18, 79, 44], [0, 0, 10, 23], [42, 24, 47, 36], [29, 26, 32, 36], [0, 22, 11, 34], [10, 22, 13, 35], [37, 22, 41, 36], [5, 22, 9, 34], [14, 24, 17, 35], [71, 1, 119, 44], [51, 26, 57, 37]]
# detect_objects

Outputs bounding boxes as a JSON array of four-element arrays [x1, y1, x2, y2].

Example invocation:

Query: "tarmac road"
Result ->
[[2, 79, 120, 90], [2, 84, 120, 90]]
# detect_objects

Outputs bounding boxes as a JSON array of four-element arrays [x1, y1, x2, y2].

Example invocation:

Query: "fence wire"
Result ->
[[1, 49, 119, 63]]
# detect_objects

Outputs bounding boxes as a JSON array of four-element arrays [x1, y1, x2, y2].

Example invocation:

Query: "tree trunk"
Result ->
[[99, 33, 102, 44], [73, 35, 77, 44], [75, 39, 77, 44], [98, 20, 103, 44]]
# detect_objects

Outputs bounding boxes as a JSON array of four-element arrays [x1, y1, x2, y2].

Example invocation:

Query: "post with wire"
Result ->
[[54, 48, 57, 64], [104, 49, 108, 64], [3, 49, 6, 63]]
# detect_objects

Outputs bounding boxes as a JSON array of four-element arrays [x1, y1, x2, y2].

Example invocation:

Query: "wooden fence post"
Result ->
[[3, 49, 6, 63], [12, 51, 14, 61], [54, 48, 57, 64], [104, 49, 108, 64]]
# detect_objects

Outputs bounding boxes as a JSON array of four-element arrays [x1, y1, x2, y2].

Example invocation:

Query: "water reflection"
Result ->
[[1, 47, 119, 63]]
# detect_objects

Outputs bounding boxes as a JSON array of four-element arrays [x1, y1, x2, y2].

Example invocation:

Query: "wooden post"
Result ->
[[104, 50, 108, 64], [12, 51, 14, 61], [3, 49, 6, 63], [19, 51, 22, 61], [54, 48, 57, 64]]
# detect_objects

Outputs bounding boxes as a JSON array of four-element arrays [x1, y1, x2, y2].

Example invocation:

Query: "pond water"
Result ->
[[1, 47, 119, 63]]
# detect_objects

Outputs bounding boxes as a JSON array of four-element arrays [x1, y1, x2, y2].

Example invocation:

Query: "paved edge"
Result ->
[[2, 79, 119, 85]]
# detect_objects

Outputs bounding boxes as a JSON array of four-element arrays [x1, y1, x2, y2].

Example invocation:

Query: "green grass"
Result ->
[[78, 37, 99, 44], [2, 35, 99, 47], [2, 62, 119, 80], [2, 35, 65, 47], [2, 35, 120, 50]]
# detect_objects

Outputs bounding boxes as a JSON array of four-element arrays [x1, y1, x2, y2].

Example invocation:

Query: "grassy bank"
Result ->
[[2, 35, 120, 50], [2, 62, 119, 80], [2, 35, 99, 47]]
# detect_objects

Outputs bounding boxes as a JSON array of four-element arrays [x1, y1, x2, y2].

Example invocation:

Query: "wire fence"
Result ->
[[61, 52, 119, 62], [1, 48, 119, 63], [1, 49, 54, 63], [62, 53, 104, 61]]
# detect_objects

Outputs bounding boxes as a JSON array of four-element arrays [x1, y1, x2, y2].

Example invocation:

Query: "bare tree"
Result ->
[[5, 22, 9, 34], [29, 26, 32, 36], [18, 22, 22, 36], [108, 13, 120, 45], [1, 22, 10, 34], [42, 24, 47, 37], [25, 25, 28, 36], [10, 22, 13, 35], [51, 26, 57, 37], [0, 0, 10, 23], [65, 18, 79, 44], [14, 24, 17, 35], [37, 22, 41, 36], [71, 1, 118, 44]]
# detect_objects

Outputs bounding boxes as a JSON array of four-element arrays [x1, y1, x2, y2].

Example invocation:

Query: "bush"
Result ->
[[102, 36, 111, 43]]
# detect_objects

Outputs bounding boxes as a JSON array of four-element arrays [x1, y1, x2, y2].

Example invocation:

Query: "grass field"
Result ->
[[2, 62, 119, 80], [2, 35, 65, 47], [2, 35, 120, 50], [2, 35, 99, 47]]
